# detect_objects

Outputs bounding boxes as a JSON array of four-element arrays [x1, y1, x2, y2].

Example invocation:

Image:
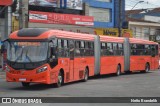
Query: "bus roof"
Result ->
[[129, 38, 158, 45], [9, 28, 95, 41], [99, 35, 125, 43]]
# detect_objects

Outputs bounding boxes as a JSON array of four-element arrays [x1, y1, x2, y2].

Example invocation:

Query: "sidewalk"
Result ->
[[0, 69, 6, 81]]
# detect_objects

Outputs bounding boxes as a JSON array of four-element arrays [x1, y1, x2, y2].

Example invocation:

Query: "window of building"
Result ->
[[89, 7, 111, 22]]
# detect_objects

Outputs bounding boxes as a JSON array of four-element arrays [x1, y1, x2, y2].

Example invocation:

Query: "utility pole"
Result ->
[[118, 0, 122, 37], [19, 0, 23, 29], [4, 6, 12, 40], [19, 0, 28, 29]]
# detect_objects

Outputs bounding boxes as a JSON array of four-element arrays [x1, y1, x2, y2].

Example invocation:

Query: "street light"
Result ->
[[131, 1, 144, 10]]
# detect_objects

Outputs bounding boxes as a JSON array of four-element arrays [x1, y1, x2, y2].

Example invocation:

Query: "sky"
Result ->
[[125, 0, 160, 10]]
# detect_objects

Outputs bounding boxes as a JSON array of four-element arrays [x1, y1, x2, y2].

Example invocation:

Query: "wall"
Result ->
[[29, 23, 94, 34], [144, 15, 160, 23]]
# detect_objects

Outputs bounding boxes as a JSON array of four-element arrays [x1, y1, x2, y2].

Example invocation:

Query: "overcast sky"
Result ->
[[125, 0, 160, 10]]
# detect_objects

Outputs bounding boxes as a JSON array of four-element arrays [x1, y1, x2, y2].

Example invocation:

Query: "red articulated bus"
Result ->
[[4, 28, 159, 87]]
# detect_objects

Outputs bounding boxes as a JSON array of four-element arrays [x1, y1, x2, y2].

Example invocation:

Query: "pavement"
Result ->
[[0, 70, 160, 106], [0, 69, 5, 82]]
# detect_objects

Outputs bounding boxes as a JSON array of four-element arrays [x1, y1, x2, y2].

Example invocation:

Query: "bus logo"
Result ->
[[2, 98, 11, 103]]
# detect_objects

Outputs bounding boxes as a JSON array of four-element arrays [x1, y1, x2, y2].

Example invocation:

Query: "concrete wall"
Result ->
[[28, 23, 95, 34]]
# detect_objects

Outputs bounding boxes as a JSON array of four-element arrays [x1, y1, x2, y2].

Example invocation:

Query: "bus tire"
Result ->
[[116, 65, 121, 76], [55, 71, 63, 88], [144, 63, 150, 73], [21, 82, 30, 87], [83, 68, 89, 82]]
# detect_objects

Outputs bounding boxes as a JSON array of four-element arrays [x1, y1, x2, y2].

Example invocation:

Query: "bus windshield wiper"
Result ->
[[13, 49, 24, 65], [25, 49, 33, 63]]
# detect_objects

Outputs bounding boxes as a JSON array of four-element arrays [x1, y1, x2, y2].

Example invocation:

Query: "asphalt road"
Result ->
[[0, 70, 160, 106]]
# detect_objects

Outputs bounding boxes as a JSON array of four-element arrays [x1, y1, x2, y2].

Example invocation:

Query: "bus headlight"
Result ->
[[5, 66, 10, 72], [37, 66, 48, 73]]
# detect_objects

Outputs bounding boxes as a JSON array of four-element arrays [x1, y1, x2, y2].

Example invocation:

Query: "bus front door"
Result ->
[[69, 40, 74, 80]]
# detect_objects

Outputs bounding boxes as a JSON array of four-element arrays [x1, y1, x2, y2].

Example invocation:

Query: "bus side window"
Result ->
[[88, 42, 94, 56], [75, 41, 80, 56], [151, 45, 156, 57], [69, 40, 74, 60], [113, 43, 118, 56], [107, 43, 113, 56], [91, 42, 94, 56], [136, 44, 144, 55], [101, 42, 106, 56], [80, 41, 85, 56], [64, 40, 69, 57], [155, 45, 158, 56], [144, 45, 150, 55], [58, 39, 62, 49], [118, 43, 123, 55], [131, 44, 137, 55], [85, 41, 89, 56], [49, 41, 58, 59]]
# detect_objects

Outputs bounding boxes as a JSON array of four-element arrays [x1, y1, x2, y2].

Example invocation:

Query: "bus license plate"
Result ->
[[19, 78, 26, 81]]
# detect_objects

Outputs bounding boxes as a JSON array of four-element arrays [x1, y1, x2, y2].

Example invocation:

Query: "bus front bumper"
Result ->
[[6, 71, 51, 84]]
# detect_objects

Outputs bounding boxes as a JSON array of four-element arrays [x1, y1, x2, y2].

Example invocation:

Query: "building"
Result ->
[[126, 9, 160, 42], [126, 8, 160, 23], [0, 0, 13, 40], [0, 0, 126, 39]]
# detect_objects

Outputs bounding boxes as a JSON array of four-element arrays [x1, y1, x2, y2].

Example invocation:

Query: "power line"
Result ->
[[126, 0, 160, 10]]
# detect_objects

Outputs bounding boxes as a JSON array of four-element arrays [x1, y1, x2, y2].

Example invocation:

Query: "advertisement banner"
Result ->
[[29, 0, 59, 7], [0, 0, 12, 6], [67, 0, 83, 10], [29, 11, 94, 26], [95, 28, 119, 37]]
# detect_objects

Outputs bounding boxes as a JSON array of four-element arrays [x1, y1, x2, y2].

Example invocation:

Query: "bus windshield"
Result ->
[[7, 41, 48, 63]]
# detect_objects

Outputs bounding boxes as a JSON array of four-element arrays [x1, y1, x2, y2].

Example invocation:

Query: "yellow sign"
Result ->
[[94, 28, 119, 37], [122, 29, 133, 38], [95, 28, 133, 38]]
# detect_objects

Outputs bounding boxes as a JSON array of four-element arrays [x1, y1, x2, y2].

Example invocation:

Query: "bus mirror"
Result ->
[[1, 44, 5, 54], [49, 58, 53, 62], [49, 55, 56, 62]]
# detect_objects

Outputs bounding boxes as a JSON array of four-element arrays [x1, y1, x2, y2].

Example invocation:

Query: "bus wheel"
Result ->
[[144, 63, 150, 73], [83, 68, 89, 82], [116, 65, 121, 76], [21, 82, 30, 87], [55, 71, 63, 88]]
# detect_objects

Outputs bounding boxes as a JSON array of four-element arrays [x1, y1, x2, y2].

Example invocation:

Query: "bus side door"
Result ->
[[69, 40, 74, 80]]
